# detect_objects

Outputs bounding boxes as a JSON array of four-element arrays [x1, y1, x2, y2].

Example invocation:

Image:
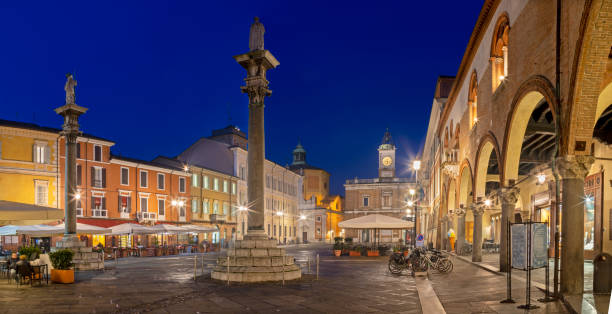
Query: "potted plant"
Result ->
[[349, 245, 362, 257], [18, 246, 41, 260], [49, 249, 75, 284], [367, 247, 379, 257], [333, 242, 342, 257], [402, 246, 410, 257]]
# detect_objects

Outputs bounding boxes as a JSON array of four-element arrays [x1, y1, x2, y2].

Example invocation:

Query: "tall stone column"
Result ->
[[55, 75, 87, 243], [557, 155, 594, 295], [470, 204, 485, 262], [500, 186, 519, 272], [455, 208, 466, 253], [234, 50, 278, 236]]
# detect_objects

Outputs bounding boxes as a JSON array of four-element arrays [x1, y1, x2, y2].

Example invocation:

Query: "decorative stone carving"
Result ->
[[243, 84, 270, 106], [500, 187, 520, 205], [64, 73, 77, 105], [249, 17, 265, 51], [454, 208, 466, 216], [556, 155, 595, 180], [470, 204, 485, 216]]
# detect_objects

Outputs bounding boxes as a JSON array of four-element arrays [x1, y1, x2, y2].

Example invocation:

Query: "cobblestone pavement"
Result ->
[[428, 255, 568, 314], [0, 245, 579, 314], [0, 245, 421, 313]]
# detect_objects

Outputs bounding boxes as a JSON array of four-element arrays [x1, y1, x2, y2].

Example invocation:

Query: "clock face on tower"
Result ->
[[382, 156, 393, 166]]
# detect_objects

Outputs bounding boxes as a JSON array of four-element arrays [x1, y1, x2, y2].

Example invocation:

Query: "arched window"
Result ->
[[491, 14, 509, 91], [469, 71, 478, 129]]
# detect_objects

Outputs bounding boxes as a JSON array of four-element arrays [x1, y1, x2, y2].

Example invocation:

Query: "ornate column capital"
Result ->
[[454, 208, 467, 216], [556, 155, 595, 180], [500, 187, 520, 205], [470, 204, 485, 216]]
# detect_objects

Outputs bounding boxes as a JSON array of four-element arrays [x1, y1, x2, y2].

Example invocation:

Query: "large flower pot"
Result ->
[[367, 250, 379, 257], [349, 251, 361, 257], [334, 250, 341, 257], [51, 269, 74, 284], [403, 251, 409, 257]]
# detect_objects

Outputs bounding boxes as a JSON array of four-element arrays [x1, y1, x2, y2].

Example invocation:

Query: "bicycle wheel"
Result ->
[[388, 260, 403, 274], [437, 259, 453, 273], [412, 257, 428, 272]]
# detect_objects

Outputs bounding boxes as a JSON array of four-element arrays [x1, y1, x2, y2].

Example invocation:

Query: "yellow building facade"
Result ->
[[0, 120, 60, 209]]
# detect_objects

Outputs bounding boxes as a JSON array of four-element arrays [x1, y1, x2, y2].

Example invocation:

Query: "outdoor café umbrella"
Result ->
[[339, 214, 413, 248], [110, 223, 155, 235], [0, 224, 58, 236], [150, 224, 188, 246], [51, 223, 112, 235], [180, 224, 218, 233]]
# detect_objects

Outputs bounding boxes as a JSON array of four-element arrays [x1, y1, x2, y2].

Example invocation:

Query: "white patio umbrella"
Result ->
[[180, 224, 218, 233], [51, 223, 112, 235], [0, 224, 58, 236], [110, 223, 156, 235], [150, 224, 188, 233], [339, 214, 413, 248]]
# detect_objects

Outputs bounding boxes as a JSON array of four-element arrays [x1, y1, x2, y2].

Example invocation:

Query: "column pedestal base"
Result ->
[[211, 233, 301, 282], [52, 235, 104, 271]]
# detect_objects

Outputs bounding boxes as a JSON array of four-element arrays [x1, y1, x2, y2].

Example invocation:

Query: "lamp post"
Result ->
[[412, 160, 421, 248]]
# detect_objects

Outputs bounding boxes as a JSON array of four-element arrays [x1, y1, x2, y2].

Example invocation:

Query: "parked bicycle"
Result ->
[[388, 248, 427, 274], [421, 249, 453, 273]]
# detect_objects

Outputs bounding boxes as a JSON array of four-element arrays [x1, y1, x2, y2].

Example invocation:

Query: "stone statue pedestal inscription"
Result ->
[[211, 232, 301, 282]]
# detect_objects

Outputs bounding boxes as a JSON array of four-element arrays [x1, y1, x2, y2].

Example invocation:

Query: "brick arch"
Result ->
[[490, 12, 510, 58], [458, 159, 474, 206], [566, 0, 612, 154], [502, 75, 558, 183], [473, 132, 502, 199]]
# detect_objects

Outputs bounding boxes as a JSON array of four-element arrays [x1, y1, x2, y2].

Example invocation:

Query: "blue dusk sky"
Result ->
[[0, 1, 483, 195]]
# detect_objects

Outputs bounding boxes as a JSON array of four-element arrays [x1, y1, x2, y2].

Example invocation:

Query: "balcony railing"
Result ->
[[92, 209, 107, 217], [76, 208, 83, 217], [92, 179, 103, 188], [137, 212, 156, 222]]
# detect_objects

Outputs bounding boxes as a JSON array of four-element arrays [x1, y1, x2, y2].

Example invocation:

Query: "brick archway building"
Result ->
[[420, 0, 612, 296]]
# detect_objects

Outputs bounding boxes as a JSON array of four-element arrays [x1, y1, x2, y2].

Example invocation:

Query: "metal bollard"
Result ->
[[316, 254, 319, 280], [308, 257, 311, 274], [194, 255, 197, 281], [201, 254, 204, 275], [226, 256, 230, 286], [282, 262, 285, 286], [115, 250, 118, 267]]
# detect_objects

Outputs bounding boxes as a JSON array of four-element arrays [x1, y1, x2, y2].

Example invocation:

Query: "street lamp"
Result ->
[[537, 174, 546, 185], [484, 199, 492, 207]]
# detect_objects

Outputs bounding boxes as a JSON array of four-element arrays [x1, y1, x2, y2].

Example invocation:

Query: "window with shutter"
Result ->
[[140, 171, 148, 188], [157, 173, 165, 190], [94, 145, 102, 162], [90, 167, 95, 186], [158, 199, 165, 216], [121, 168, 129, 185], [140, 197, 148, 212], [192, 199, 198, 213], [77, 165, 82, 186], [102, 168, 106, 188], [179, 177, 186, 193], [76, 142, 80, 158]]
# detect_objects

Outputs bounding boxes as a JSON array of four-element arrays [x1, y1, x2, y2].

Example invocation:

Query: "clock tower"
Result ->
[[378, 129, 396, 178]]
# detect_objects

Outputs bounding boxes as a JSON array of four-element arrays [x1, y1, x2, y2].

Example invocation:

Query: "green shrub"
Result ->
[[333, 236, 343, 244], [333, 242, 343, 250], [49, 249, 74, 270], [18, 246, 41, 260], [344, 237, 353, 244]]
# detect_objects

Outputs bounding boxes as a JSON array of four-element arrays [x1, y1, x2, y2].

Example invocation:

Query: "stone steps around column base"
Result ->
[[211, 268, 301, 282], [212, 264, 300, 273], [227, 248, 287, 257], [217, 256, 295, 267]]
